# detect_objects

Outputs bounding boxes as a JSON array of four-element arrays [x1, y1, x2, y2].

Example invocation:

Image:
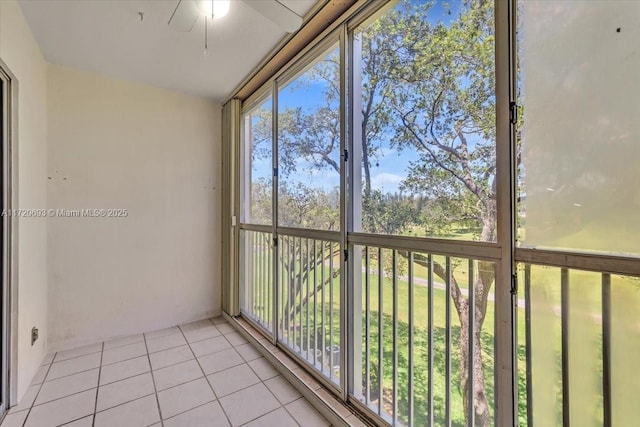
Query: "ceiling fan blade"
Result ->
[[168, 0, 200, 32], [242, 0, 303, 33]]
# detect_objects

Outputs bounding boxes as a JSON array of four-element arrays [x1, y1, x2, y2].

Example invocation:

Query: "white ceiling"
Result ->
[[19, 0, 319, 101]]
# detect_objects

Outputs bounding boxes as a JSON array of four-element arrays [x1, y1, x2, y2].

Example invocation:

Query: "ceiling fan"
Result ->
[[168, 0, 304, 34]]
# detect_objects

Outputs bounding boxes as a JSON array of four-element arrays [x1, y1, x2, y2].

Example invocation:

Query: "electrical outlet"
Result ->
[[31, 327, 38, 346]]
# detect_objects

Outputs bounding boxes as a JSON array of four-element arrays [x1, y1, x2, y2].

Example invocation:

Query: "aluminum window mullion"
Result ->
[[272, 81, 279, 346], [495, 0, 518, 424], [339, 22, 348, 402]]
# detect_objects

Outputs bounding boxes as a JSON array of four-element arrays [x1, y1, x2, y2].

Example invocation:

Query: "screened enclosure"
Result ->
[[227, 1, 640, 426]]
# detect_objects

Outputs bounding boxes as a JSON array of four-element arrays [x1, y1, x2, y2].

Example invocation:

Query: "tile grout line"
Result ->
[[212, 329, 306, 427], [57, 414, 97, 426], [51, 348, 102, 364], [142, 333, 165, 427], [158, 398, 214, 424], [256, 368, 305, 427], [36, 365, 100, 385], [97, 358, 151, 387], [91, 342, 105, 427], [236, 406, 284, 427], [229, 317, 338, 427], [9, 321, 226, 425], [93, 392, 156, 415], [176, 324, 235, 427], [13, 320, 288, 427], [101, 336, 145, 351], [282, 396, 314, 427], [238, 403, 306, 427], [155, 374, 215, 395], [189, 343, 236, 360], [23, 378, 100, 410], [20, 352, 57, 427], [155, 350, 272, 396]]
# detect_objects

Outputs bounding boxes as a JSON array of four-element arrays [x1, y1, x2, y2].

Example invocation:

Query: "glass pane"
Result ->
[[522, 265, 640, 427], [239, 230, 273, 332], [525, 264, 563, 426], [277, 235, 341, 385], [518, 1, 640, 256], [352, 0, 496, 241], [568, 270, 602, 426], [277, 44, 341, 231], [241, 96, 273, 225], [352, 246, 496, 426], [610, 274, 640, 425]]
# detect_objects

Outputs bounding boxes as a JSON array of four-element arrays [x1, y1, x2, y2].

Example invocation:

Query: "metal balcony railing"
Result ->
[[519, 260, 640, 426]]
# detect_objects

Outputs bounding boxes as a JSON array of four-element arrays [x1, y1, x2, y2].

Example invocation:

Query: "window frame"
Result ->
[[227, 0, 640, 425]]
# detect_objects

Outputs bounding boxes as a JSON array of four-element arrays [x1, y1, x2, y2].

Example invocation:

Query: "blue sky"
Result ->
[[250, 0, 472, 196]]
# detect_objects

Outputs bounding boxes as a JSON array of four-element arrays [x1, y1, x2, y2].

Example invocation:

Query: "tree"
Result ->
[[248, 0, 498, 424], [372, 1, 497, 424], [362, 190, 417, 235]]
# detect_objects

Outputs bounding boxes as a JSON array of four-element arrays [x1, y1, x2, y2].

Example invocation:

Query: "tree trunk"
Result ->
[[429, 254, 494, 427], [459, 298, 492, 427]]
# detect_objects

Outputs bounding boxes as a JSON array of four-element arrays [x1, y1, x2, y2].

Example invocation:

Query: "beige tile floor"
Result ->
[[1, 317, 331, 427]]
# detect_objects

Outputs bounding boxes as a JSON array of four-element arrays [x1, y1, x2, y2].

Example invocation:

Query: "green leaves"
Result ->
[[359, 0, 496, 241]]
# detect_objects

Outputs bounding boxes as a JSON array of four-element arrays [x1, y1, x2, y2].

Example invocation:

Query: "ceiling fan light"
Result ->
[[213, 0, 230, 18], [199, 0, 213, 17]]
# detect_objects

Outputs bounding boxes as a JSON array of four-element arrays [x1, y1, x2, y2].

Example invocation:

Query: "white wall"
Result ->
[[0, 0, 49, 402], [47, 64, 222, 351]]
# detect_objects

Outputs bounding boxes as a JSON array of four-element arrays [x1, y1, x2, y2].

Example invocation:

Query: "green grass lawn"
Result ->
[[242, 235, 640, 426]]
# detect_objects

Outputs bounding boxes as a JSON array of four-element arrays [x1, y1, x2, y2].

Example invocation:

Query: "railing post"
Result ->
[[560, 268, 570, 427], [602, 273, 611, 427]]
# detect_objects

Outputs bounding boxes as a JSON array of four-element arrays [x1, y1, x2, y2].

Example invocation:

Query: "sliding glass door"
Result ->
[[516, 2, 640, 426], [233, 1, 640, 426], [239, 1, 505, 424], [348, 1, 499, 425]]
